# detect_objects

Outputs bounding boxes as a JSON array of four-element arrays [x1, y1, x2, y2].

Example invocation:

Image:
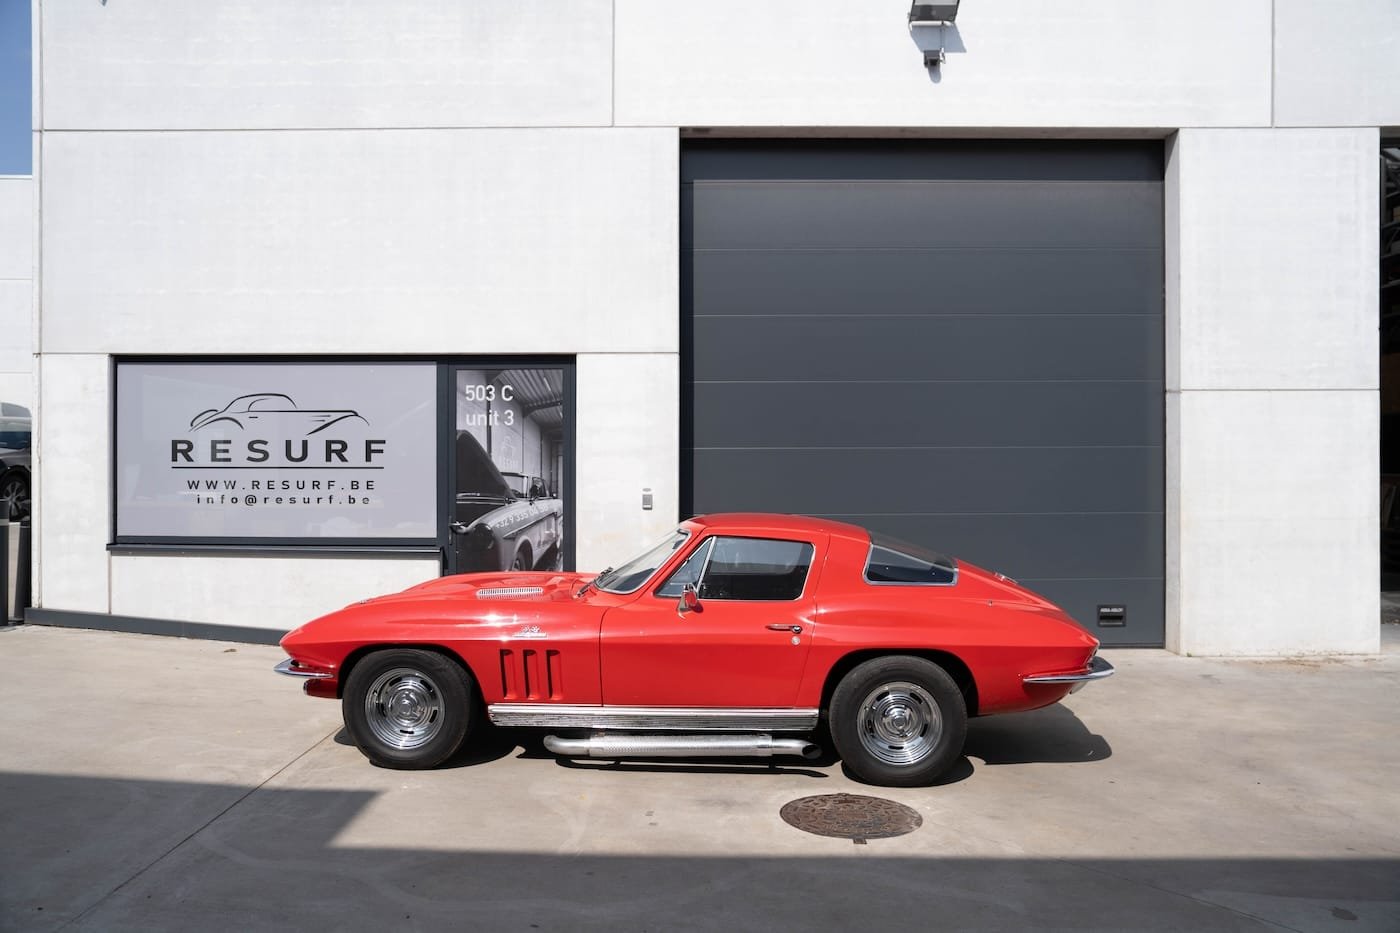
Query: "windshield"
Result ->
[[595, 530, 690, 594]]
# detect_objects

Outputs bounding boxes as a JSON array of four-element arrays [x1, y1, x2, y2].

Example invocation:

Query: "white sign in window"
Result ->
[[115, 362, 437, 542]]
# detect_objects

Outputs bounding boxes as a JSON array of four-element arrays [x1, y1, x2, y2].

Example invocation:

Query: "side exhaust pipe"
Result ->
[[543, 733, 821, 760]]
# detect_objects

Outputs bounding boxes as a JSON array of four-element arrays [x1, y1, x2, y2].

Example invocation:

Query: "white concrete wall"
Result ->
[[616, 0, 1274, 129], [1166, 128, 1380, 655], [575, 353, 681, 571], [1274, 0, 1400, 128], [0, 177, 34, 409], [36, 354, 110, 612], [110, 554, 440, 633], [40, 129, 677, 355], [40, 1, 614, 130], [31, 2, 1396, 652]]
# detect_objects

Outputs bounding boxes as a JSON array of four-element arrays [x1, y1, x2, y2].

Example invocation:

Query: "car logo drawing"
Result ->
[[188, 393, 368, 436]]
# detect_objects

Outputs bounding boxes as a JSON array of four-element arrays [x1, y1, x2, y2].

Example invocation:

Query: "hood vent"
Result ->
[[476, 586, 545, 599]]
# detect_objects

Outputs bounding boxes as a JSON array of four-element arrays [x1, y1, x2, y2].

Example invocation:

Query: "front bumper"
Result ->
[[1023, 655, 1115, 693], [273, 658, 333, 679]]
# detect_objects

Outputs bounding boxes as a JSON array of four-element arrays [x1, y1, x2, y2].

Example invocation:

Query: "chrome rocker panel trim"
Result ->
[[543, 733, 821, 759], [273, 658, 334, 679], [1022, 655, 1115, 687], [488, 704, 820, 732]]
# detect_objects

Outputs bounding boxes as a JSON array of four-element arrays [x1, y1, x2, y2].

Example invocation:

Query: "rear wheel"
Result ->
[[343, 649, 476, 769], [829, 656, 967, 787]]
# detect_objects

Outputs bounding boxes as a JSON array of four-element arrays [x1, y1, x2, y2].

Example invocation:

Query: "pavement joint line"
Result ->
[[1056, 855, 1308, 933], [57, 725, 342, 931]]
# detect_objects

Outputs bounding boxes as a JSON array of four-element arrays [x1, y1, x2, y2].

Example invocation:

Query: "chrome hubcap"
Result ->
[[364, 668, 443, 750], [857, 681, 942, 766]]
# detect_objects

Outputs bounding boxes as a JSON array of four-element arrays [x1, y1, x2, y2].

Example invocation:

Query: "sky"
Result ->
[[0, 0, 31, 175]]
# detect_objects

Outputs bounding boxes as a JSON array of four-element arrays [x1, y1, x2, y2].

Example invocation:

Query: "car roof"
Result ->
[[684, 512, 870, 543]]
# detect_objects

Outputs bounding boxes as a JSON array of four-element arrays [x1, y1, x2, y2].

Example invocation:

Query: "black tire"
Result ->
[[828, 655, 967, 787], [342, 649, 476, 770], [0, 470, 28, 521], [512, 543, 533, 571]]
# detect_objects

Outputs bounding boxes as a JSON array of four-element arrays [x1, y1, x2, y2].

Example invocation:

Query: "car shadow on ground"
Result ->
[[335, 705, 1108, 778], [964, 704, 1112, 765], [333, 725, 522, 770]]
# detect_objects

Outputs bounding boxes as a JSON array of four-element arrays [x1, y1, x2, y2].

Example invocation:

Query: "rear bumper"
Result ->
[[1023, 655, 1114, 693]]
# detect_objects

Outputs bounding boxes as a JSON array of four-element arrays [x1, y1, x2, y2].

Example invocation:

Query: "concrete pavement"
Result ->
[[1, 623, 1398, 932]]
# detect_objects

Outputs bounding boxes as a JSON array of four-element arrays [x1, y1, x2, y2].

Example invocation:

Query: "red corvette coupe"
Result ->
[[276, 513, 1112, 786]]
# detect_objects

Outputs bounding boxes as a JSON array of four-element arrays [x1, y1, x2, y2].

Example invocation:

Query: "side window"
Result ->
[[655, 539, 715, 598], [698, 536, 814, 601], [864, 543, 957, 585]]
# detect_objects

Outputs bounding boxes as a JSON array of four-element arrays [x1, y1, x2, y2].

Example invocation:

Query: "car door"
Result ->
[[599, 533, 825, 708]]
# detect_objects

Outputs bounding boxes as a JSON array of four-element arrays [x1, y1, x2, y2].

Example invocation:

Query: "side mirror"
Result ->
[[678, 583, 700, 616]]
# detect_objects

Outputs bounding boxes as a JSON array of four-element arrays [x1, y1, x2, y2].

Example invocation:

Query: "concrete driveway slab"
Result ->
[[2, 624, 1397, 932]]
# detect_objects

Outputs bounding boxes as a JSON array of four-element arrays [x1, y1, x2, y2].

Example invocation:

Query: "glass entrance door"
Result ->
[[447, 365, 571, 575]]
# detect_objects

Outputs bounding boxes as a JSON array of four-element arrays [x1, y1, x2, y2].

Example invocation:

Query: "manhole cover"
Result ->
[[780, 793, 922, 843]]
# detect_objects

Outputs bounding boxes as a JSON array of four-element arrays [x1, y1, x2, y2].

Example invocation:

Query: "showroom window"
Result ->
[[114, 361, 439, 545], [112, 358, 575, 572]]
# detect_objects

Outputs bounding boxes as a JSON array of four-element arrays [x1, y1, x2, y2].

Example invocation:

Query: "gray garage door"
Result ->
[[681, 140, 1163, 646]]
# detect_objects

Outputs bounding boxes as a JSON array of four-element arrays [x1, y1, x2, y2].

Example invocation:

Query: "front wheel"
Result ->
[[343, 649, 476, 769], [829, 656, 967, 787]]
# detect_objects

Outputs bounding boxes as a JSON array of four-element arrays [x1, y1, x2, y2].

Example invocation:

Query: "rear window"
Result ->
[[864, 534, 957, 586]]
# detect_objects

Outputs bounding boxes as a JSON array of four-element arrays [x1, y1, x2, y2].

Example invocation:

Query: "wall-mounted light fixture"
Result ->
[[908, 1, 959, 67]]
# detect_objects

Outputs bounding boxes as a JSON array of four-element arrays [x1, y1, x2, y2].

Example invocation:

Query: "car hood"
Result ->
[[281, 570, 602, 657]]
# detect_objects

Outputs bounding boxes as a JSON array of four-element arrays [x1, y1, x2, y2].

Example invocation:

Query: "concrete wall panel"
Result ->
[[616, 0, 1272, 128], [36, 354, 110, 612], [574, 353, 679, 572], [41, 129, 678, 355], [0, 281, 33, 376], [1274, 0, 1400, 128], [0, 374, 32, 409], [40, 1, 613, 130], [1172, 390, 1377, 656], [0, 178, 34, 408], [0, 177, 34, 280], [110, 555, 440, 633], [1167, 127, 1379, 655], [1175, 128, 1378, 391]]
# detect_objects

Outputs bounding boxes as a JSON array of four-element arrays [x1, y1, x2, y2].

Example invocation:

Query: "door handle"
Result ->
[[766, 624, 803, 634]]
